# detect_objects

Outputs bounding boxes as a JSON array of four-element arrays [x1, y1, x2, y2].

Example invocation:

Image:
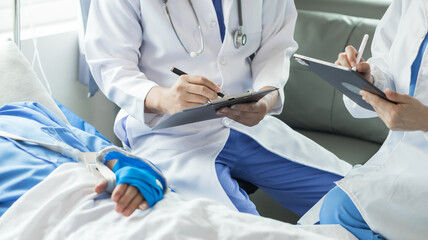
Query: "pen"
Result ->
[[170, 67, 224, 98], [352, 34, 369, 71]]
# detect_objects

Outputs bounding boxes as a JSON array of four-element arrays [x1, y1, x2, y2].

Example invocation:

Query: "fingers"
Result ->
[[345, 45, 358, 66], [360, 90, 387, 108], [112, 184, 148, 217], [139, 201, 149, 211], [385, 88, 411, 103], [114, 184, 138, 213], [336, 45, 373, 83], [335, 52, 352, 68], [181, 75, 220, 100], [362, 89, 428, 131], [336, 46, 357, 67], [228, 103, 265, 113], [186, 75, 221, 94], [356, 62, 373, 83], [111, 183, 127, 202], [182, 92, 210, 105], [185, 84, 218, 101], [361, 90, 397, 128], [94, 179, 108, 194], [166, 75, 220, 114], [217, 108, 259, 126], [336, 45, 367, 68], [122, 194, 143, 217], [216, 102, 267, 126], [356, 62, 370, 74]]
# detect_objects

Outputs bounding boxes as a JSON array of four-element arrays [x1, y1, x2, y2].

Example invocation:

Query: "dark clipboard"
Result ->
[[293, 54, 395, 111], [153, 88, 278, 130]]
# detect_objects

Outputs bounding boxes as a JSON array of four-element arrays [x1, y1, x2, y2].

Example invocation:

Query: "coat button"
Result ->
[[210, 20, 217, 28], [420, 29, 427, 39], [222, 118, 231, 127], [220, 57, 227, 65]]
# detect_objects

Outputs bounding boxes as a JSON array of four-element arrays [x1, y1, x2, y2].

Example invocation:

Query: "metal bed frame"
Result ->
[[13, 0, 21, 49]]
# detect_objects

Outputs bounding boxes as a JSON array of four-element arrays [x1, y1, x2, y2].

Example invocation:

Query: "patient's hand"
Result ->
[[95, 180, 149, 217]]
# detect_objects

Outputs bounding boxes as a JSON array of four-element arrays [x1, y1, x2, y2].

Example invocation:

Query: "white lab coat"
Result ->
[[85, 0, 351, 210], [339, 0, 428, 239]]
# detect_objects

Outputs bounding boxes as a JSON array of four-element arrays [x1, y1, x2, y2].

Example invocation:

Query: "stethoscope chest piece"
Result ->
[[234, 27, 247, 49]]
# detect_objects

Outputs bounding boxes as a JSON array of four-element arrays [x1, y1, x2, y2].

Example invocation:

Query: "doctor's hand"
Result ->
[[336, 45, 374, 84], [95, 180, 149, 217], [145, 75, 221, 115], [361, 89, 428, 131], [216, 87, 279, 127]]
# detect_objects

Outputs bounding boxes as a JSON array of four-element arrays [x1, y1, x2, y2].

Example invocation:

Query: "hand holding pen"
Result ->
[[335, 34, 374, 83], [352, 34, 369, 71], [145, 68, 223, 115], [171, 67, 224, 97]]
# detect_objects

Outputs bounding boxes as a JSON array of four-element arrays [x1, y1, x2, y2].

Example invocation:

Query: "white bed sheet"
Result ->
[[0, 163, 356, 240]]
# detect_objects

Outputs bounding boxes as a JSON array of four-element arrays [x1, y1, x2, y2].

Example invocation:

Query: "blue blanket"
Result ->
[[0, 102, 112, 216]]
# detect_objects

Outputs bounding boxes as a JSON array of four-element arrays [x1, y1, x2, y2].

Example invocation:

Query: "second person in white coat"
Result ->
[[318, 0, 428, 239], [85, 0, 351, 216]]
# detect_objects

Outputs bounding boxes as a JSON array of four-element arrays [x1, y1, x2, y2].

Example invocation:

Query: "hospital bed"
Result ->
[[0, 40, 358, 240]]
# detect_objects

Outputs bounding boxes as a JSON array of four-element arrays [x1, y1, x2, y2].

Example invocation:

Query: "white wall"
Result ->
[[21, 31, 121, 145]]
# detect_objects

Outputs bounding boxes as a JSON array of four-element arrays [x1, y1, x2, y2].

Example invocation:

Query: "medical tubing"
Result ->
[[26, 0, 53, 96], [0, 130, 117, 193]]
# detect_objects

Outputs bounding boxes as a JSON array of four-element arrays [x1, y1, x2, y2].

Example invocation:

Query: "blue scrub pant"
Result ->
[[320, 186, 385, 240], [215, 129, 343, 216]]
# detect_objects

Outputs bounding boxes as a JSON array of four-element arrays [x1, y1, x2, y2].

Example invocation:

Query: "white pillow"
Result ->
[[0, 41, 68, 123]]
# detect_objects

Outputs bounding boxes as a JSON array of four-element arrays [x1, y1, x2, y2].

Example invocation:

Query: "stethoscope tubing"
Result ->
[[163, 0, 245, 57], [164, 0, 204, 57]]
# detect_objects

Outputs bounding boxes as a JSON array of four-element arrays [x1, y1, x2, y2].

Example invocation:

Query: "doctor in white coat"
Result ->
[[319, 0, 428, 239], [85, 0, 351, 216]]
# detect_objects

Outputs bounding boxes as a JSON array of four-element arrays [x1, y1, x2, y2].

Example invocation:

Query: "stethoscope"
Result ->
[[163, 0, 247, 58]]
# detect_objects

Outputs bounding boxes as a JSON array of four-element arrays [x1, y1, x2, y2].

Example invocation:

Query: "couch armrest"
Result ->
[[295, 0, 391, 19]]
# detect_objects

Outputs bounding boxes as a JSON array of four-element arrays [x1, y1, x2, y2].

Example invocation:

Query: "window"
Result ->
[[0, 0, 78, 41]]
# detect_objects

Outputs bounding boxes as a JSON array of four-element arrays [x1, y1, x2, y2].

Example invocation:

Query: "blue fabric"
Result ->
[[320, 186, 385, 240], [410, 33, 428, 96], [212, 0, 225, 42], [0, 102, 113, 217], [215, 129, 343, 216], [54, 99, 110, 143], [104, 151, 166, 207]]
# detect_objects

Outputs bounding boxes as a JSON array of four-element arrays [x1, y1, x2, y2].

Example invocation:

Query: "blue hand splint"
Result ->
[[104, 151, 167, 207]]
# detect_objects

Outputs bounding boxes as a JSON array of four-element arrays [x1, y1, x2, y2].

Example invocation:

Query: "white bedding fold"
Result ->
[[0, 163, 355, 240]]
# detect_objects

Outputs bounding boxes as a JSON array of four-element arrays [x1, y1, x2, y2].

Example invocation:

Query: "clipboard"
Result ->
[[293, 54, 395, 111], [153, 88, 278, 130]]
